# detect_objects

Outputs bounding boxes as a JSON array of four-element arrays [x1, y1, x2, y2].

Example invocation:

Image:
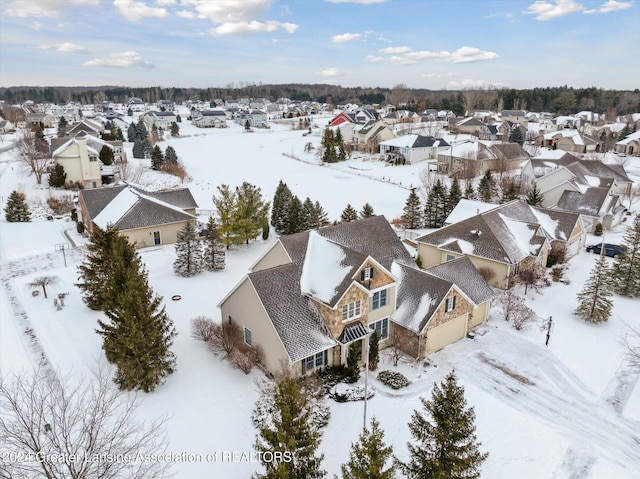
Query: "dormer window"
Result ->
[[361, 267, 374, 281]]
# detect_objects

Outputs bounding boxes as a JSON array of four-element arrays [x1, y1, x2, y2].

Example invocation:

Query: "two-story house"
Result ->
[[218, 216, 494, 377]]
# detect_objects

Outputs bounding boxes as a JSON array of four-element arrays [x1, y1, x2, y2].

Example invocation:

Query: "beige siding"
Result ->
[[251, 241, 291, 272], [425, 314, 468, 354], [469, 302, 489, 329], [54, 139, 102, 188], [219, 278, 290, 375], [123, 221, 188, 247]]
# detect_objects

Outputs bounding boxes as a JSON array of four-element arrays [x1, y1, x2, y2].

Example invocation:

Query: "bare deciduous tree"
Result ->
[[461, 89, 482, 115], [494, 290, 537, 330], [115, 161, 143, 183], [27, 275, 59, 299], [623, 326, 640, 372], [0, 367, 172, 479], [16, 129, 50, 184]]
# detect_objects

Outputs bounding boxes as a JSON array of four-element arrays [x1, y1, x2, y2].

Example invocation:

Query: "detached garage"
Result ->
[[425, 313, 468, 354]]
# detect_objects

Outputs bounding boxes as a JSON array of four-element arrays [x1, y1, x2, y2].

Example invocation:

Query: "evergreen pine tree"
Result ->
[[399, 371, 488, 479], [4, 190, 31, 222], [127, 123, 138, 142], [424, 180, 448, 228], [76, 226, 134, 311], [234, 182, 270, 245], [176, 114, 182, 123], [253, 378, 328, 479], [446, 177, 463, 217], [164, 145, 178, 162], [285, 195, 303, 235], [322, 128, 337, 163], [132, 138, 146, 159], [360, 203, 376, 218], [464, 182, 476, 200], [525, 185, 544, 206], [136, 121, 148, 140], [309, 201, 330, 229], [58, 116, 68, 137], [116, 127, 124, 141], [508, 127, 524, 146], [48, 163, 67, 188], [203, 216, 226, 271], [574, 254, 614, 323], [611, 215, 640, 297], [341, 417, 395, 479], [150, 145, 164, 170], [271, 180, 293, 233], [368, 330, 380, 371], [478, 170, 497, 203], [335, 128, 347, 162], [341, 204, 359, 223], [173, 221, 204, 277], [97, 246, 177, 392], [346, 343, 361, 383], [213, 184, 238, 249], [300, 197, 315, 232], [99, 145, 114, 165], [170, 121, 180, 137], [402, 188, 423, 229], [500, 180, 520, 204]]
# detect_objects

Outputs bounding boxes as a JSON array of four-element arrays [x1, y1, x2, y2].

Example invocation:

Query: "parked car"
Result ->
[[586, 243, 626, 258]]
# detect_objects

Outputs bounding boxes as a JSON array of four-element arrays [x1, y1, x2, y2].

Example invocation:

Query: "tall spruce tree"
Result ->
[[164, 145, 178, 162], [253, 378, 329, 479], [402, 188, 423, 229], [48, 163, 67, 187], [285, 195, 303, 235], [478, 170, 497, 203], [97, 244, 177, 392], [173, 221, 204, 277], [508, 127, 524, 146], [203, 216, 226, 271], [335, 128, 347, 162], [341, 204, 359, 223], [360, 203, 376, 218], [76, 226, 135, 312], [150, 145, 164, 170], [234, 182, 270, 245], [525, 185, 544, 206], [309, 201, 330, 229], [213, 184, 238, 249], [132, 138, 146, 159], [500, 180, 520, 204], [300, 197, 315, 232], [271, 180, 293, 233], [99, 145, 115, 165], [321, 128, 337, 163], [4, 190, 31, 222], [611, 215, 640, 297], [424, 180, 448, 228], [127, 122, 138, 142], [574, 254, 614, 323], [399, 371, 488, 479], [446, 177, 463, 217], [341, 417, 395, 479], [170, 121, 180, 137]]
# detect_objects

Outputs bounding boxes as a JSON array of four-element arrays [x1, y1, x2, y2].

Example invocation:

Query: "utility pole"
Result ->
[[363, 333, 369, 431], [545, 316, 553, 346], [55, 243, 68, 267]]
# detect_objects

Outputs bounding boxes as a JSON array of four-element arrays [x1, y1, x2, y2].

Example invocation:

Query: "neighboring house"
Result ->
[[449, 117, 493, 138], [501, 110, 528, 127], [436, 141, 527, 176], [51, 135, 126, 164], [416, 200, 585, 289], [0, 119, 15, 133], [615, 130, 640, 156], [444, 199, 498, 225], [348, 120, 395, 152], [158, 100, 175, 112], [26, 112, 55, 128], [535, 129, 601, 153], [488, 143, 531, 171], [236, 110, 268, 128], [128, 97, 145, 112], [218, 216, 494, 377], [382, 110, 420, 126], [51, 137, 104, 188], [379, 134, 450, 164], [191, 110, 228, 128], [66, 119, 104, 138], [141, 111, 177, 130], [78, 184, 198, 247]]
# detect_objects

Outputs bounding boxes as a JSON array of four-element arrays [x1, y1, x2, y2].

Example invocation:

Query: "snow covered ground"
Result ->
[[1, 116, 639, 478]]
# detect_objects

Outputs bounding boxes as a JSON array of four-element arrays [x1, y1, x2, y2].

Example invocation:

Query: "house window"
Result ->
[[445, 296, 457, 313], [342, 300, 362, 322], [514, 263, 520, 276], [361, 267, 374, 281], [244, 327, 252, 346], [372, 289, 387, 310], [370, 317, 389, 340], [446, 254, 456, 262], [301, 350, 328, 375], [228, 315, 232, 325]]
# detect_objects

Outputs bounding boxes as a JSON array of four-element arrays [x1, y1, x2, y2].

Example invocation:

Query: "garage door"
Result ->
[[425, 314, 467, 354]]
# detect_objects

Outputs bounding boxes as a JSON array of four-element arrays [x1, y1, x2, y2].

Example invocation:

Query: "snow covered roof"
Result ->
[[445, 199, 498, 225]]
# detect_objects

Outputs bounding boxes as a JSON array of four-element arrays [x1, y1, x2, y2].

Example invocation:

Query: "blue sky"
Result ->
[[0, 0, 638, 90]]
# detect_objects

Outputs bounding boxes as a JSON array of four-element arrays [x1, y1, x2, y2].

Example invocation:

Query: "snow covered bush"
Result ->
[[377, 370, 410, 389], [329, 383, 375, 402]]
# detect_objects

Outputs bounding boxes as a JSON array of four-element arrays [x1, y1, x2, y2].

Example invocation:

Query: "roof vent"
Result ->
[[470, 229, 482, 236]]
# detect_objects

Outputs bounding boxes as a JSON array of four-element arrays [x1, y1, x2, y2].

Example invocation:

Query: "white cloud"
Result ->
[[448, 78, 508, 89], [524, 0, 585, 20], [38, 43, 90, 54], [377, 46, 498, 64], [180, 0, 272, 23], [83, 51, 155, 68], [176, 9, 196, 18], [155, 0, 175, 4], [378, 46, 412, 54], [439, 46, 499, 63], [332, 33, 362, 44], [364, 55, 385, 62], [4, 0, 99, 18], [421, 72, 458, 78], [389, 56, 417, 65], [405, 50, 441, 60], [597, 0, 633, 12], [113, 0, 168, 21], [318, 67, 341, 77], [210, 20, 298, 35]]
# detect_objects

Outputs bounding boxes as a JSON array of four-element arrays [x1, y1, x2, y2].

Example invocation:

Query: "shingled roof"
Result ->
[[425, 256, 495, 306]]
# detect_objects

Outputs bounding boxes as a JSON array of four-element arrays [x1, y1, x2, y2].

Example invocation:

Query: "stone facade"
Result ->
[[311, 283, 369, 339], [427, 289, 473, 330]]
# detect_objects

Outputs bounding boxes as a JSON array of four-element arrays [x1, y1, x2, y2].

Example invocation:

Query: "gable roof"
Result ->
[[425, 256, 495, 306], [489, 143, 530, 160], [80, 184, 197, 231], [380, 134, 449, 149], [556, 187, 611, 217]]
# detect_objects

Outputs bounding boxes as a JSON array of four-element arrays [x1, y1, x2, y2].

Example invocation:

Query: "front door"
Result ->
[[153, 230, 161, 245]]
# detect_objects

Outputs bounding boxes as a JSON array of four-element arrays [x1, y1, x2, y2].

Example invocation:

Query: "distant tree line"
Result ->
[[2, 84, 639, 115]]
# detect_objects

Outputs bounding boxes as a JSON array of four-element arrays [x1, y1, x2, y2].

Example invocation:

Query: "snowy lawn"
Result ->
[[1, 121, 639, 478]]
